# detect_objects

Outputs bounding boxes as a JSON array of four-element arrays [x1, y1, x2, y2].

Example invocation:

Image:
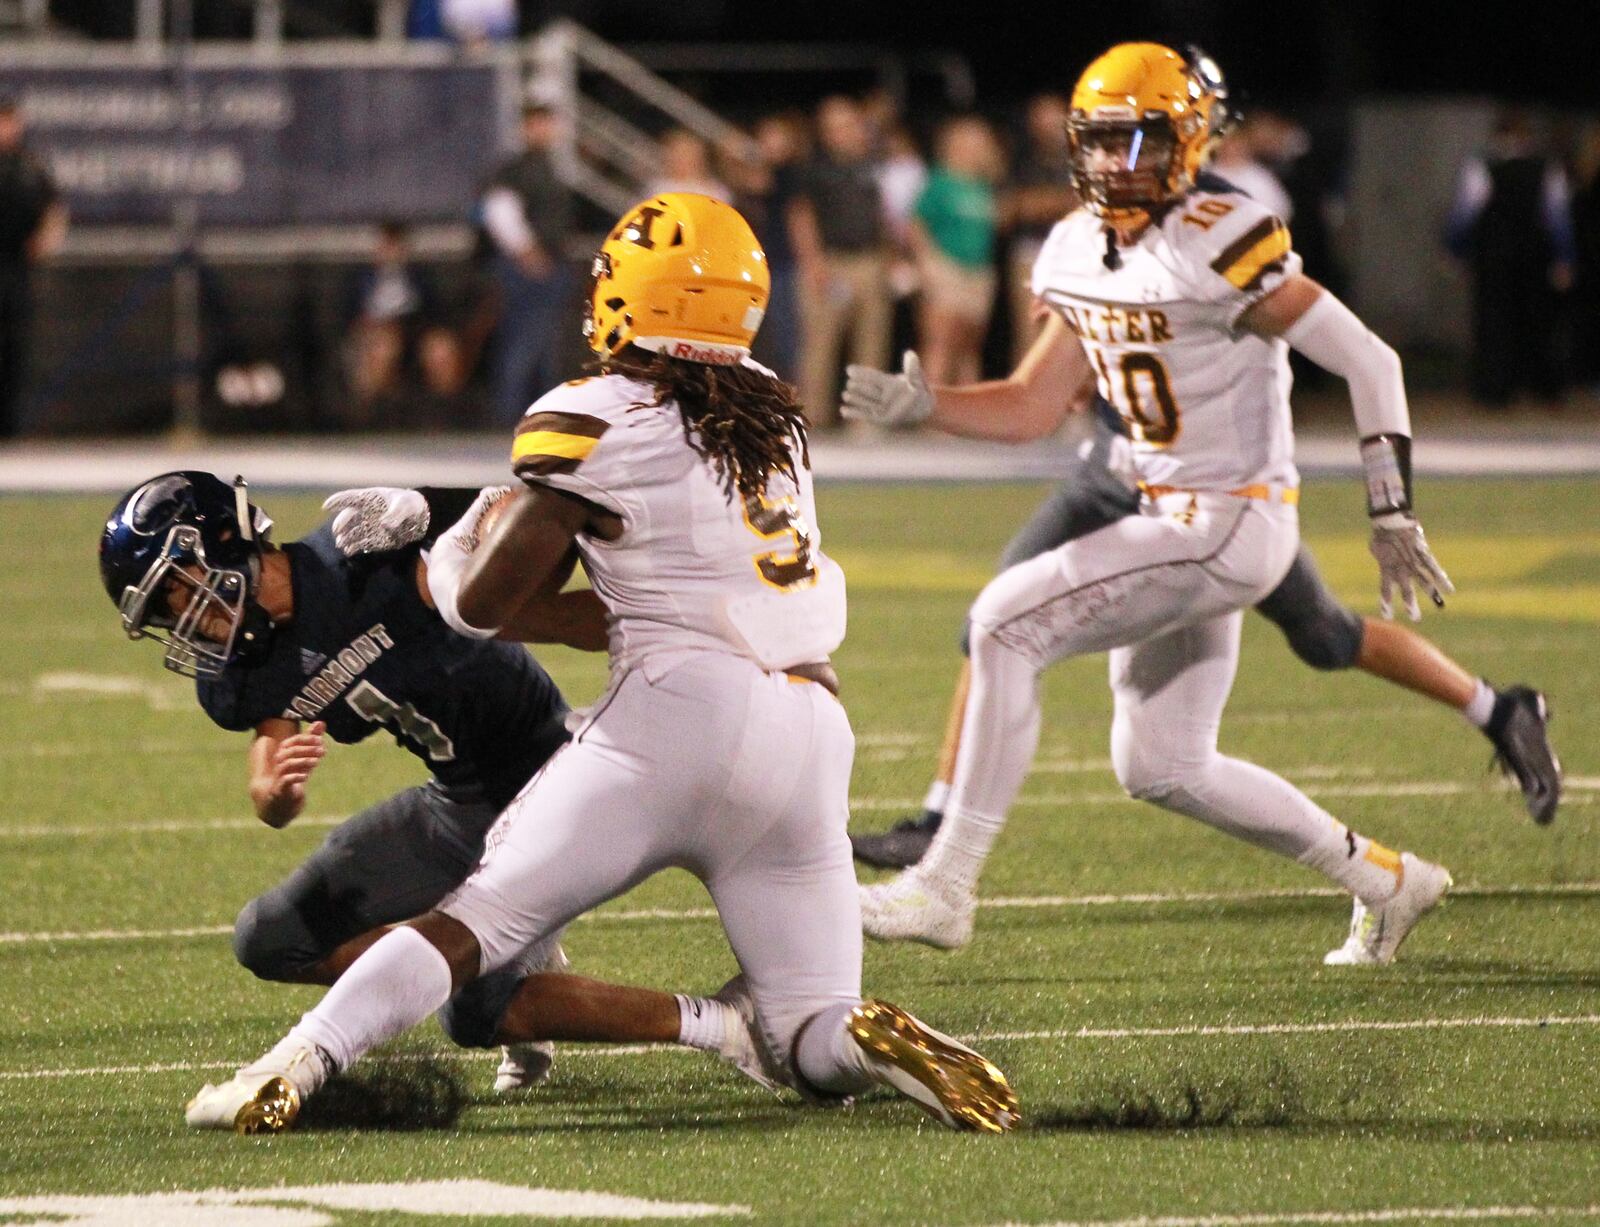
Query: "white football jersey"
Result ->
[[509, 366, 846, 674], [1032, 189, 1304, 491]]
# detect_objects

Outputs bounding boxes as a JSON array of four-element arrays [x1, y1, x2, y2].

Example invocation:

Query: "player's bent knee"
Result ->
[[1280, 606, 1363, 672], [231, 895, 319, 982], [435, 967, 523, 1049], [957, 616, 973, 658]]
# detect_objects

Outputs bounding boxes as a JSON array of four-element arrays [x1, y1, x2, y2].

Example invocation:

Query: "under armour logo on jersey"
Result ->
[[300, 648, 327, 675]]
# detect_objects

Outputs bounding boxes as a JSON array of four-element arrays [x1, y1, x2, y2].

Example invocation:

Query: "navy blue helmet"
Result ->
[[99, 471, 276, 678]]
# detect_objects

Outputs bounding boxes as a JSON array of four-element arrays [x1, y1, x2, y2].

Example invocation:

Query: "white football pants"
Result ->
[[935, 492, 1383, 895], [438, 652, 863, 1073]]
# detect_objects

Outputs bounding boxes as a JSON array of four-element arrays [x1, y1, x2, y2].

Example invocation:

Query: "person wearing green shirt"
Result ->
[[911, 117, 1004, 385]]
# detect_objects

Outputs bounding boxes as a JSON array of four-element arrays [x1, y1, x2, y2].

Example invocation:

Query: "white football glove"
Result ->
[[840, 350, 933, 428], [322, 487, 430, 555], [1369, 512, 1455, 621]]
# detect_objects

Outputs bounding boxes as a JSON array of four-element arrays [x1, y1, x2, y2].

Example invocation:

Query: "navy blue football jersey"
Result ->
[[197, 525, 568, 806]]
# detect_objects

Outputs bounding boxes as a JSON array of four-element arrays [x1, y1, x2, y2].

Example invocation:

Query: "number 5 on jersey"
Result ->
[[743, 492, 817, 589]]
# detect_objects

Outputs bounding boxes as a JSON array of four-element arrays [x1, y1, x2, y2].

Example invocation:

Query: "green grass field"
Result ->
[[1, 477, 1596, 1226]]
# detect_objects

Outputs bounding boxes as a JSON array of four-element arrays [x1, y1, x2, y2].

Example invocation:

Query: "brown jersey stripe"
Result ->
[[514, 411, 611, 440], [513, 454, 584, 477], [1209, 216, 1282, 279]]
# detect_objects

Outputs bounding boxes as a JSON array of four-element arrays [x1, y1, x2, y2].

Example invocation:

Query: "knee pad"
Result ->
[[231, 895, 318, 983], [1277, 605, 1364, 672], [1256, 552, 1364, 671], [436, 966, 525, 1050]]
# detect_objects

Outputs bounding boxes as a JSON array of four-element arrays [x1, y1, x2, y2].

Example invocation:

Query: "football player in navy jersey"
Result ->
[[101, 470, 775, 1098]]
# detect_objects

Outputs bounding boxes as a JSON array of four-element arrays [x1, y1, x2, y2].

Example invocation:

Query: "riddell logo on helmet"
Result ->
[[670, 341, 743, 365]]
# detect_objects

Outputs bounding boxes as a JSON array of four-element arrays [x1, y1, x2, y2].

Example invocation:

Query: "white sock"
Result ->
[[675, 995, 735, 1052], [1298, 823, 1404, 906], [919, 805, 1005, 894], [1462, 679, 1496, 729], [918, 630, 1043, 894], [288, 926, 455, 1075], [922, 780, 951, 815]]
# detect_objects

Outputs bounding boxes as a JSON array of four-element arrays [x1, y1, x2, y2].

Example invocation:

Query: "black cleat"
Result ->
[[851, 810, 943, 869], [1485, 686, 1562, 825]]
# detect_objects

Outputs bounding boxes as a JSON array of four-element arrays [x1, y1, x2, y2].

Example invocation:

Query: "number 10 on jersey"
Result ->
[[1091, 349, 1181, 446]]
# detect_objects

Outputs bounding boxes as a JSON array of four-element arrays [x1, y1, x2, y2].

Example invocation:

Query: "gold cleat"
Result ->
[[848, 1000, 1020, 1133], [185, 1073, 302, 1135]]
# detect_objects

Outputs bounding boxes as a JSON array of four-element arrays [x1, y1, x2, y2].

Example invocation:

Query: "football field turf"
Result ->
[[1, 477, 1596, 1225]]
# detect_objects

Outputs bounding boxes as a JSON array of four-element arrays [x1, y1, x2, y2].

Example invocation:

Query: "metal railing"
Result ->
[[528, 19, 760, 216]]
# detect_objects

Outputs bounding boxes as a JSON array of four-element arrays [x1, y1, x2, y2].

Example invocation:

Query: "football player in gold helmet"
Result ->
[[187, 193, 1020, 1137], [842, 42, 1517, 966]]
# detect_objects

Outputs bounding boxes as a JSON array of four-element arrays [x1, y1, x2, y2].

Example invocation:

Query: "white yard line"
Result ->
[[5, 1015, 1599, 1083], [983, 1014, 1600, 1043], [6, 883, 1600, 946], [991, 1203, 1600, 1227], [9, 775, 1567, 834]]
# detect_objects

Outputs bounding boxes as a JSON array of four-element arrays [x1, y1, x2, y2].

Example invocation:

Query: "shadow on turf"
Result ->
[[1029, 1059, 1307, 1132], [297, 1058, 470, 1132]]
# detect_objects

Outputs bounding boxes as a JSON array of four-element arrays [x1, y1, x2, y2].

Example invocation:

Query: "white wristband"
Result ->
[[423, 537, 498, 640]]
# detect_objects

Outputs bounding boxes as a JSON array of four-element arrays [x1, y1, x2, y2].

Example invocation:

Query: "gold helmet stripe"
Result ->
[[1210, 216, 1292, 291]]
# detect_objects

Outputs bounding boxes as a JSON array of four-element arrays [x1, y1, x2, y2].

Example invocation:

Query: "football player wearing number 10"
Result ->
[[845, 43, 1456, 964]]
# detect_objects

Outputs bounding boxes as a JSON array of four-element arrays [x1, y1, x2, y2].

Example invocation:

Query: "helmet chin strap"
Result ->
[[231, 553, 276, 666], [1102, 226, 1123, 270]]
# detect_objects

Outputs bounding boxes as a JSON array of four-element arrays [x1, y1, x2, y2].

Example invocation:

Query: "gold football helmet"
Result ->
[[585, 193, 770, 365], [1068, 42, 1229, 222]]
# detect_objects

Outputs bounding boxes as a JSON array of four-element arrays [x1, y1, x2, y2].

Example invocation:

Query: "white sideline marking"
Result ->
[[6, 882, 1600, 946], [983, 1013, 1600, 1043], [994, 1203, 1600, 1227], [0, 1181, 750, 1222], [5, 1015, 1600, 1083]]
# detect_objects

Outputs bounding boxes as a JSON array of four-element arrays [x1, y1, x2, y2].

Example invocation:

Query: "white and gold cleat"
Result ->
[[1324, 853, 1452, 966], [848, 1000, 1019, 1133], [185, 1072, 302, 1134], [185, 1041, 330, 1134]]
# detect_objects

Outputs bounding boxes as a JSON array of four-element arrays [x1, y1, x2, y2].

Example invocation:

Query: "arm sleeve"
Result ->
[[1281, 289, 1410, 440]]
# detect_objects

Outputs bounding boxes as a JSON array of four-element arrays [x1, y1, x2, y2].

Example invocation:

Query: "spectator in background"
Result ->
[[727, 113, 809, 379], [343, 220, 461, 424], [1570, 121, 1600, 394], [876, 124, 929, 362], [648, 128, 730, 201], [1447, 110, 1575, 409], [1002, 93, 1076, 365], [481, 103, 575, 426], [409, 0, 515, 44], [0, 96, 67, 439], [789, 96, 891, 427], [909, 116, 1002, 387]]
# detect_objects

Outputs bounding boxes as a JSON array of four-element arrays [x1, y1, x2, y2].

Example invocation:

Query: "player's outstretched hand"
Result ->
[[1369, 512, 1455, 621], [323, 487, 430, 555], [841, 350, 933, 428]]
